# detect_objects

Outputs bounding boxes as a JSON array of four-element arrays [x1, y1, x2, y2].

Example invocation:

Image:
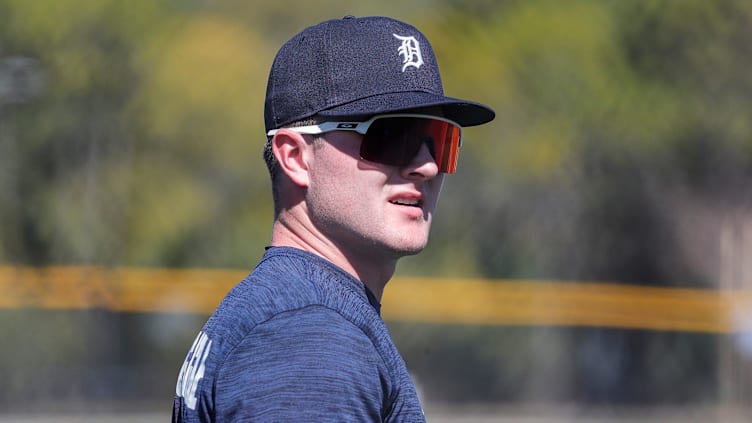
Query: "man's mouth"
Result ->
[[390, 198, 422, 208]]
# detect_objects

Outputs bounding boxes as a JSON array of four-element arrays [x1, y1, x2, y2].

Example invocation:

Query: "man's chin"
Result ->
[[393, 241, 429, 257]]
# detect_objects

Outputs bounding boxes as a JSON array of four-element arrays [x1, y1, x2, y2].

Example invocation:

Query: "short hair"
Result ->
[[263, 117, 325, 178], [263, 117, 326, 215]]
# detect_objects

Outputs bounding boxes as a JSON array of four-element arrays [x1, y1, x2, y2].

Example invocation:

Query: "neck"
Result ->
[[270, 212, 396, 301]]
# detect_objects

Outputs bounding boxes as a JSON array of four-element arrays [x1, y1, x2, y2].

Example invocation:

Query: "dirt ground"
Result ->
[[2, 405, 751, 423]]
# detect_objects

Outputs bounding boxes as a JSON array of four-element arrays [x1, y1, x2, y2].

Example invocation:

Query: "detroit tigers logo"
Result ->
[[393, 34, 424, 72]]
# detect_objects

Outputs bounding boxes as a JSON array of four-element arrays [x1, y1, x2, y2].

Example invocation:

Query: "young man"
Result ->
[[173, 15, 494, 422]]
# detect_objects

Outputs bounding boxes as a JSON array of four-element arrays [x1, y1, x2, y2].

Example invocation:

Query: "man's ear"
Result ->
[[272, 129, 312, 188]]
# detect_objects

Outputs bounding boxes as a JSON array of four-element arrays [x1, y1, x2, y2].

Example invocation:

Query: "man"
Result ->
[[173, 15, 494, 422]]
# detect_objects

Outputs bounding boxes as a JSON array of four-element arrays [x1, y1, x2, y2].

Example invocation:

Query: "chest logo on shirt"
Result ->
[[176, 331, 213, 410]]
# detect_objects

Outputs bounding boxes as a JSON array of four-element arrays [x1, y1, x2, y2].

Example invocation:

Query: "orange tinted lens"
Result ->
[[425, 119, 461, 173], [360, 117, 461, 173]]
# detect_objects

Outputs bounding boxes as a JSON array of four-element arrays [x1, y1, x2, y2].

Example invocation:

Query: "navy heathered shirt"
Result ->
[[173, 247, 425, 422]]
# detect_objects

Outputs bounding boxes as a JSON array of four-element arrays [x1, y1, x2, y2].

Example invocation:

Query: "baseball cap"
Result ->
[[264, 15, 495, 133]]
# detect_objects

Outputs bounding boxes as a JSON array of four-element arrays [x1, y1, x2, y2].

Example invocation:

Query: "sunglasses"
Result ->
[[266, 114, 464, 173]]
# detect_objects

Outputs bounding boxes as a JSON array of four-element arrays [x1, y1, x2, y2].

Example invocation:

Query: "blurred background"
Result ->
[[1, 0, 752, 421]]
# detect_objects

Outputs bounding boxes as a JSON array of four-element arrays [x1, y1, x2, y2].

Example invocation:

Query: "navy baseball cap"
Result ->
[[264, 15, 495, 133]]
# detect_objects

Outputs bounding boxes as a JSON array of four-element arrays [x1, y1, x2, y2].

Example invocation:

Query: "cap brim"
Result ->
[[316, 91, 495, 127]]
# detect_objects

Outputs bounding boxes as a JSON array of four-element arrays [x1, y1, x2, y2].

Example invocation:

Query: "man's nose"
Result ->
[[401, 141, 439, 179]]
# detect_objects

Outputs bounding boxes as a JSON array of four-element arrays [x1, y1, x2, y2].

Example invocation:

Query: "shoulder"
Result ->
[[215, 305, 390, 421], [220, 305, 385, 379]]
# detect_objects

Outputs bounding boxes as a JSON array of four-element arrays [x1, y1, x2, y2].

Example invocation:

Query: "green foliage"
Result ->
[[404, 0, 752, 287], [3, 0, 752, 411], [2, 0, 752, 281]]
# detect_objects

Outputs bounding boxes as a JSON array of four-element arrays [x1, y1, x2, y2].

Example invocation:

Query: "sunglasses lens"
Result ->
[[359, 117, 462, 173]]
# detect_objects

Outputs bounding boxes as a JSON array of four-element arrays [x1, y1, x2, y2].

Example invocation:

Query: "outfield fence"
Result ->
[[3, 265, 752, 333]]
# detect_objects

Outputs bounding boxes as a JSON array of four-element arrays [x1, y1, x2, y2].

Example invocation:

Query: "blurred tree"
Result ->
[[2, 0, 752, 410]]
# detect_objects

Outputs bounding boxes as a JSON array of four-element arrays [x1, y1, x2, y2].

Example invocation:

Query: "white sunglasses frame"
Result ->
[[266, 113, 464, 147], [266, 113, 464, 173]]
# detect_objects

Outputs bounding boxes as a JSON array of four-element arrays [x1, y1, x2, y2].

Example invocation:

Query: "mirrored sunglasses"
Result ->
[[267, 114, 464, 173]]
